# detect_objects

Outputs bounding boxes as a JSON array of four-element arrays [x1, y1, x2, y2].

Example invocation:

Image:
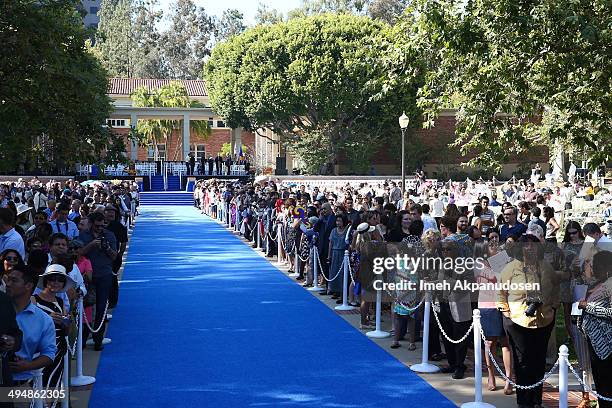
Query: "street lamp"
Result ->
[[399, 112, 410, 194]]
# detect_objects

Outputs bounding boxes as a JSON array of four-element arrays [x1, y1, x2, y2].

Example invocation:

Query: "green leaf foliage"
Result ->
[[205, 13, 422, 174], [407, 0, 611, 172], [0, 0, 119, 173]]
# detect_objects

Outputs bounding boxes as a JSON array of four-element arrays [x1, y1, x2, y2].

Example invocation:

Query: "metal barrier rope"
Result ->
[[479, 326, 560, 390], [431, 306, 474, 344], [566, 357, 612, 401], [82, 301, 110, 334], [314, 248, 344, 283]]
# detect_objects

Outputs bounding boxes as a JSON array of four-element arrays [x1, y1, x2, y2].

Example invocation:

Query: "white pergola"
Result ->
[[110, 106, 242, 161]]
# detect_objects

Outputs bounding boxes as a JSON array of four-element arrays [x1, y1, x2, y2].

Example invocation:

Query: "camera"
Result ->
[[525, 296, 542, 317], [100, 237, 110, 251]]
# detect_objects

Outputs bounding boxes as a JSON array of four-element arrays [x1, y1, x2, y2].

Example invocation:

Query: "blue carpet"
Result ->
[[89, 206, 456, 407]]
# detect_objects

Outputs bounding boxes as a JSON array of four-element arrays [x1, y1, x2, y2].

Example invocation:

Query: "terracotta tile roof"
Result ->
[[108, 78, 207, 97]]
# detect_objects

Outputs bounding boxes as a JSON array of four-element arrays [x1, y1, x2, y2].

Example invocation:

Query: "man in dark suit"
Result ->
[[207, 157, 214, 175], [315, 202, 336, 295], [187, 152, 195, 175]]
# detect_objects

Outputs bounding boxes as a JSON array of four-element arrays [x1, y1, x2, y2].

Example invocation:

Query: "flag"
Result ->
[[239, 145, 244, 161]]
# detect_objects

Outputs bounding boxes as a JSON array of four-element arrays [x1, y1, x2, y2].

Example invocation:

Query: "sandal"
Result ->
[[430, 353, 446, 361], [390, 343, 401, 349], [407, 343, 417, 351], [487, 379, 497, 391], [503, 381, 513, 395]]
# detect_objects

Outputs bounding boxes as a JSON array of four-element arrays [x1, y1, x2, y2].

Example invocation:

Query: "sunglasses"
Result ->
[[4, 256, 19, 262], [503, 213, 513, 216], [568, 230, 579, 235]]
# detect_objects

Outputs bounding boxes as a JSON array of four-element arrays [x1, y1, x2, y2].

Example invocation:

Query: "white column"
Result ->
[[552, 144, 564, 181], [231, 128, 242, 158], [130, 113, 138, 161], [183, 113, 190, 162]]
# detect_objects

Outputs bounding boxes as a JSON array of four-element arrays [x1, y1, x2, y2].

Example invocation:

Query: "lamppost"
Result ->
[[399, 112, 410, 194]]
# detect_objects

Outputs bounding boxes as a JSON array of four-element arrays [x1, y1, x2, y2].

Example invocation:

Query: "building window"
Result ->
[[147, 144, 166, 161], [90, 6, 98, 14], [207, 117, 214, 128], [189, 144, 206, 161], [106, 119, 127, 128], [217, 120, 226, 128]]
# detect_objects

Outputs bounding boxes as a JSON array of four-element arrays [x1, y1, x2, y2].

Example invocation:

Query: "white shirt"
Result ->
[[430, 198, 445, 218]]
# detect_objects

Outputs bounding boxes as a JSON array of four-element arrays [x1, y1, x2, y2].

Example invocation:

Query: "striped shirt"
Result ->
[[579, 279, 612, 360]]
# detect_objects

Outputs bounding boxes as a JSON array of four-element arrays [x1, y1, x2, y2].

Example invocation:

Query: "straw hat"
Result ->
[[356, 222, 375, 234], [37, 264, 76, 291], [16, 204, 30, 216]]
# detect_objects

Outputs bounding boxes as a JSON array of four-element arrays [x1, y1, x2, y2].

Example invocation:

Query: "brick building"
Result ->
[[107, 78, 254, 164], [106, 78, 549, 178]]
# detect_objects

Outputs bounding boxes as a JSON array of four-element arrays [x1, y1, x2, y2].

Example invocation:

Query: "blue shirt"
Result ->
[[0, 228, 25, 260], [14, 302, 57, 381], [78, 230, 118, 278], [500, 222, 527, 242], [50, 219, 79, 240]]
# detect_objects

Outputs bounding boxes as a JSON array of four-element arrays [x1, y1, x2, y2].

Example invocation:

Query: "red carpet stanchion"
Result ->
[[461, 309, 495, 408], [62, 347, 70, 408], [366, 282, 390, 339], [559, 345, 569, 408], [335, 250, 354, 311], [410, 294, 440, 373], [71, 298, 96, 386], [308, 247, 324, 292]]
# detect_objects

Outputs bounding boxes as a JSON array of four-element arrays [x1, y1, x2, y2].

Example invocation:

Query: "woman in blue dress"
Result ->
[[327, 214, 349, 300]]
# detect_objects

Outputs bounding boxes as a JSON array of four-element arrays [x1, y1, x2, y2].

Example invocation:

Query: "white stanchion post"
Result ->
[[257, 220, 262, 249], [71, 298, 95, 386], [559, 345, 569, 408], [289, 248, 300, 277], [32, 370, 43, 408], [335, 250, 354, 311], [366, 285, 390, 338], [276, 223, 284, 265], [236, 208, 241, 232], [308, 247, 324, 292], [461, 309, 495, 408], [410, 295, 440, 373], [62, 346, 70, 408], [229, 205, 233, 228]]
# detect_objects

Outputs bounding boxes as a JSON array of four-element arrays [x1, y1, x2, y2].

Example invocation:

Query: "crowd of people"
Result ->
[[185, 152, 250, 176], [195, 175, 612, 408], [0, 177, 138, 407]]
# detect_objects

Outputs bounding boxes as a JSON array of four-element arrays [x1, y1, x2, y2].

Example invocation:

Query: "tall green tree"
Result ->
[[132, 0, 164, 77], [205, 14, 422, 174], [255, 3, 284, 25], [216, 9, 246, 41], [94, 0, 133, 77], [131, 82, 211, 160], [288, 0, 369, 18], [406, 0, 611, 171], [161, 0, 215, 79], [367, 0, 408, 24], [0, 0, 119, 173]]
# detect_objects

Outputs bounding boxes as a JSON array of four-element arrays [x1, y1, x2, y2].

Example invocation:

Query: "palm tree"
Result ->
[[131, 82, 211, 161]]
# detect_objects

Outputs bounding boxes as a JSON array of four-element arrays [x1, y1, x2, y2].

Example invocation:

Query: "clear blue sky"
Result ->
[[157, 0, 303, 25]]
